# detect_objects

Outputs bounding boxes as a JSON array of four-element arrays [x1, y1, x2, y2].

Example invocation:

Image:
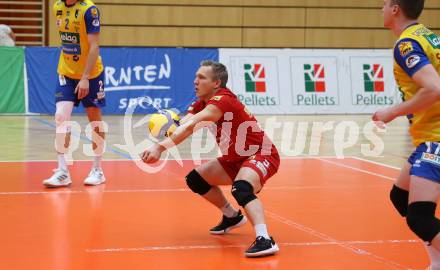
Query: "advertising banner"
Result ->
[[220, 49, 398, 114], [0, 47, 25, 113], [25, 47, 218, 114]]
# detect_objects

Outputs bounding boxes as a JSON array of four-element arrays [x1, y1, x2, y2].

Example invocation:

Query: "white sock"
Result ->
[[425, 244, 440, 270], [57, 154, 67, 171], [220, 202, 238, 218], [254, 224, 270, 239], [93, 155, 102, 169]]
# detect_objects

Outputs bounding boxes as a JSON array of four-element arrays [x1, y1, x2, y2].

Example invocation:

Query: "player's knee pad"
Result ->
[[406, 202, 440, 242], [185, 169, 211, 195], [231, 180, 257, 207], [390, 185, 409, 217]]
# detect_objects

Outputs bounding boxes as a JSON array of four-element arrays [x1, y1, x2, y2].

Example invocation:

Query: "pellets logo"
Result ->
[[291, 58, 339, 107], [363, 64, 384, 92], [230, 57, 279, 107], [304, 64, 326, 92], [350, 58, 396, 106], [244, 64, 266, 93]]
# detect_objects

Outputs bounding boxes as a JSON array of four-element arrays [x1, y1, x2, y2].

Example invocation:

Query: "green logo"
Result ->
[[244, 64, 266, 93], [425, 33, 440, 49], [363, 64, 384, 92], [304, 64, 325, 92]]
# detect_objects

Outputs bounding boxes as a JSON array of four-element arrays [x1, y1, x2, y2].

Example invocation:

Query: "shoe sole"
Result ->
[[84, 179, 106, 186], [245, 244, 279, 258], [210, 216, 248, 235], [43, 182, 72, 188]]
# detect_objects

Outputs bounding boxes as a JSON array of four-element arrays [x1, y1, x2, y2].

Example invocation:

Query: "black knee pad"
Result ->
[[231, 180, 257, 207], [390, 185, 409, 217], [185, 169, 211, 195], [406, 201, 440, 242]]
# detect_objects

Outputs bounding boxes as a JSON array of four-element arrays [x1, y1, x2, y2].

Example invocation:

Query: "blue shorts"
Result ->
[[55, 72, 106, 108], [408, 142, 440, 183]]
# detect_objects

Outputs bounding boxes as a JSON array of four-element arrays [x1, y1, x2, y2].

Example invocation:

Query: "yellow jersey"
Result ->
[[393, 23, 440, 146], [53, 0, 103, 79]]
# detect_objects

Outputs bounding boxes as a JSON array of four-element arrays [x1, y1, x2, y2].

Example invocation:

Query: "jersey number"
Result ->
[[64, 18, 69, 30]]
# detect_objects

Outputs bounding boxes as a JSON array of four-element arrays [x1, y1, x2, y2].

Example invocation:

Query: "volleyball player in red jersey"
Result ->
[[142, 60, 280, 257]]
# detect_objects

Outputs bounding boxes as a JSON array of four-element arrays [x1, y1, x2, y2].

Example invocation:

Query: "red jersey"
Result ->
[[187, 88, 278, 162]]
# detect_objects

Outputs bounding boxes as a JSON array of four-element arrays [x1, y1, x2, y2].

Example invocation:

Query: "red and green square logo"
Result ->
[[304, 64, 325, 92], [363, 64, 384, 92], [244, 64, 266, 92]]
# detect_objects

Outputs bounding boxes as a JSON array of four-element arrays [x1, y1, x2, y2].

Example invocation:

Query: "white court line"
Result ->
[[0, 159, 133, 163], [0, 156, 400, 184], [351, 156, 401, 170], [0, 189, 188, 195], [0, 185, 388, 196], [85, 239, 419, 253], [266, 211, 408, 270], [314, 157, 396, 181], [0, 156, 396, 195], [0, 156, 347, 163]]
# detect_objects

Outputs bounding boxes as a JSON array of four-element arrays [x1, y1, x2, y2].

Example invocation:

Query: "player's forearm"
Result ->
[[179, 113, 193, 125], [158, 120, 195, 150], [391, 87, 440, 117], [81, 44, 99, 80]]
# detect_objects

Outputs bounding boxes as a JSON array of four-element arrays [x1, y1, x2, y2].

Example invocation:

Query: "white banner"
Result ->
[[219, 49, 399, 114]]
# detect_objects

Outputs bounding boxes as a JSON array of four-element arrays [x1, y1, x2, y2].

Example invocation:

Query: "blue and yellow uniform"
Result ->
[[53, 0, 105, 107], [393, 23, 440, 181]]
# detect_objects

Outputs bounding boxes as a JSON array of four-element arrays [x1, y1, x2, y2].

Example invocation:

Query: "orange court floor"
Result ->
[[0, 157, 430, 270]]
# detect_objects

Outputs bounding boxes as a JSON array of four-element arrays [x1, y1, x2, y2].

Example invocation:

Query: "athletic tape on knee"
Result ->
[[185, 169, 211, 195], [55, 117, 71, 133], [406, 202, 440, 243], [231, 180, 257, 207], [55, 101, 74, 133], [390, 185, 409, 217]]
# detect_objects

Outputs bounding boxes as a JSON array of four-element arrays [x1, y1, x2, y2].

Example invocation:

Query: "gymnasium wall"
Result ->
[[48, 0, 440, 48]]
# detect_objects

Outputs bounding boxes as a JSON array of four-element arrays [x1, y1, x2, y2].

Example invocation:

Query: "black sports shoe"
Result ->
[[209, 210, 247, 235], [245, 236, 279, 257]]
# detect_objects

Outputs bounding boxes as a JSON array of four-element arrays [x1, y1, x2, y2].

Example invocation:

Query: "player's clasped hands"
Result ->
[[141, 143, 163, 163], [75, 78, 90, 99]]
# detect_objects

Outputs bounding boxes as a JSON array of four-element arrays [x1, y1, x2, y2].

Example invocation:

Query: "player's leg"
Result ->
[[408, 176, 440, 270], [85, 107, 105, 163], [185, 158, 247, 234], [390, 162, 411, 217], [233, 167, 278, 257], [406, 143, 440, 270], [389, 162, 440, 268], [232, 153, 280, 257], [82, 73, 106, 186], [390, 161, 440, 269], [43, 75, 78, 187]]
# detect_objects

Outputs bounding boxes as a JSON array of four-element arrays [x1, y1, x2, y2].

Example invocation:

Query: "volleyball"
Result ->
[[148, 109, 180, 138]]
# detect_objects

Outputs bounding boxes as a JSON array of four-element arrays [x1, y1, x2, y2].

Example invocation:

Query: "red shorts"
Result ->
[[217, 148, 280, 185]]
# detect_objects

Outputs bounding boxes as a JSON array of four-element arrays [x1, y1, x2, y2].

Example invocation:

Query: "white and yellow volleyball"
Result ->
[[148, 109, 180, 138]]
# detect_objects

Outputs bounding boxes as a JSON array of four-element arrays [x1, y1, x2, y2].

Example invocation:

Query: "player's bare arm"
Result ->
[[75, 33, 100, 99], [373, 64, 440, 124], [179, 113, 194, 125]]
